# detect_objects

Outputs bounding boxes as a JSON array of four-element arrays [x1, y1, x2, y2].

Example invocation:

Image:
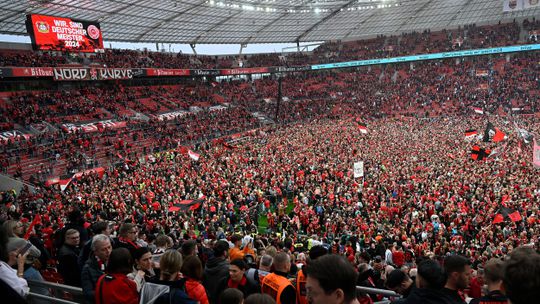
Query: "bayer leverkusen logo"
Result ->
[[87, 25, 100, 40], [36, 21, 49, 33]]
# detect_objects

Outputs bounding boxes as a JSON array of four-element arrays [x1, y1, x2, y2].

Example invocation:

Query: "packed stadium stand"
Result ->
[[1, 1, 540, 304]]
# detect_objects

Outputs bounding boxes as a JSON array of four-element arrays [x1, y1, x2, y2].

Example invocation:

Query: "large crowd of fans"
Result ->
[[0, 19, 540, 304], [1, 20, 538, 69]]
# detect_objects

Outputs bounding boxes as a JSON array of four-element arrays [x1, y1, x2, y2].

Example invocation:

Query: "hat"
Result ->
[[7, 237, 28, 253], [7, 237, 40, 263]]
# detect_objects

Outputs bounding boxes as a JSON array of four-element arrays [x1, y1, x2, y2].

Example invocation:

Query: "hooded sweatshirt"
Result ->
[[202, 257, 229, 304]]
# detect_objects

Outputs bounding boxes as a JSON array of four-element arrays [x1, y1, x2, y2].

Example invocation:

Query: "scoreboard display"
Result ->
[[26, 14, 104, 53]]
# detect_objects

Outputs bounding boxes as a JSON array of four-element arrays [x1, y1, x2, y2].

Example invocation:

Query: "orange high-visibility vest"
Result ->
[[262, 273, 294, 304], [296, 269, 308, 304]]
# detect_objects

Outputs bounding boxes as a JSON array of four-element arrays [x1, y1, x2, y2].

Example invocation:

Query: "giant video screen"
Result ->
[[26, 14, 104, 53]]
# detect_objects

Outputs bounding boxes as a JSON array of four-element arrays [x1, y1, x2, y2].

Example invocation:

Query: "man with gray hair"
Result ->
[[81, 234, 112, 303], [246, 254, 273, 286]]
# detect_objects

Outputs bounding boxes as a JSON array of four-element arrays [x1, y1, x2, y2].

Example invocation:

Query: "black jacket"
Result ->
[[81, 255, 105, 303], [57, 244, 81, 287], [202, 257, 229, 304], [469, 290, 507, 304]]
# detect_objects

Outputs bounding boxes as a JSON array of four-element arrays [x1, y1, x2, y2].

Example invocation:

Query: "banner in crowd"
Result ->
[[145, 69, 190, 77], [156, 110, 189, 121], [534, 138, 540, 168], [271, 66, 312, 73], [221, 67, 270, 75], [191, 69, 220, 76], [353, 161, 364, 178], [62, 119, 127, 133], [12, 67, 54, 77], [169, 199, 204, 212], [26, 14, 104, 53], [53, 67, 134, 81], [493, 207, 522, 224], [0, 130, 32, 142], [45, 167, 105, 191]]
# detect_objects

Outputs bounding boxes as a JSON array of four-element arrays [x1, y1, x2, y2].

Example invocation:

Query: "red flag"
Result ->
[[508, 211, 522, 222], [24, 214, 41, 240], [493, 128, 505, 142], [492, 214, 504, 224]]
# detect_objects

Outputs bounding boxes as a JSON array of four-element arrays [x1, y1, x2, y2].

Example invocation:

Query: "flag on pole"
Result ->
[[188, 150, 200, 161]]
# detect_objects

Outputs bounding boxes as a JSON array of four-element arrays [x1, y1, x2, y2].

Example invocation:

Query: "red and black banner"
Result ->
[[169, 199, 204, 212], [493, 207, 522, 224], [26, 14, 104, 53], [471, 145, 491, 160]]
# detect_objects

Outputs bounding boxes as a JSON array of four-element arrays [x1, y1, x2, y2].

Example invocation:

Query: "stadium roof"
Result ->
[[0, 0, 538, 44]]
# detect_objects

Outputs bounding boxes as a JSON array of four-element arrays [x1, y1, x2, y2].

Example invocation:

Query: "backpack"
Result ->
[[139, 282, 196, 304]]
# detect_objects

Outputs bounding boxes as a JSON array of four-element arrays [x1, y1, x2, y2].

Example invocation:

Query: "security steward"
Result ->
[[261, 252, 296, 304], [296, 246, 328, 304]]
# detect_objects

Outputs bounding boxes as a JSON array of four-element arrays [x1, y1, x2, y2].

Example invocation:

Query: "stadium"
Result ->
[[0, 0, 539, 303]]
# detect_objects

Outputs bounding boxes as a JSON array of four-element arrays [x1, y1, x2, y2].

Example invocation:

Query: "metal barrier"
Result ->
[[27, 292, 79, 304], [356, 286, 401, 298], [356, 285, 402, 304], [27, 280, 86, 304]]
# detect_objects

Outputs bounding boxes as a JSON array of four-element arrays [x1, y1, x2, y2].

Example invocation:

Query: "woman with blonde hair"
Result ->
[[3, 220, 24, 238], [140, 250, 194, 304]]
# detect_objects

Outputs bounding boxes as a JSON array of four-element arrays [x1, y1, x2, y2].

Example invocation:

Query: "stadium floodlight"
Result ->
[[243, 4, 254, 10], [314, 8, 320, 13]]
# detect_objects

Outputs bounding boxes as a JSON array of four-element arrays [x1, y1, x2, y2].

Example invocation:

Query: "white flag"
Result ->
[[188, 150, 200, 161]]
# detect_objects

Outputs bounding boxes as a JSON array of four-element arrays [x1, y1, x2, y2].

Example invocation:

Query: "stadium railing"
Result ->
[[357, 285, 402, 304], [27, 279, 85, 304]]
